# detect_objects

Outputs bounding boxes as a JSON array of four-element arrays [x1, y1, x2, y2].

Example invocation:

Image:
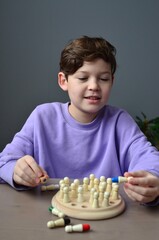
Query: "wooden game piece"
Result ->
[[70, 183, 77, 198], [41, 185, 49, 191], [100, 181, 107, 191], [52, 207, 65, 218], [65, 224, 90, 233], [89, 174, 95, 189], [111, 176, 133, 183], [111, 184, 119, 200], [89, 187, 96, 205], [77, 186, 84, 203], [110, 183, 116, 196], [102, 192, 110, 207], [41, 184, 59, 191], [47, 218, 70, 228], [99, 176, 106, 189], [106, 178, 112, 193], [92, 192, 99, 208], [98, 185, 105, 202], [100, 176, 106, 183], [64, 177, 70, 186], [73, 179, 80, 190], [83, 177, 89, 192], [59, 179, 65, 187], [59, 183, 65, 199], [48, 206, 53, 212], [63, 186, 70, 203], [40, 175, 49, 184], [94, 178, 99, 191]]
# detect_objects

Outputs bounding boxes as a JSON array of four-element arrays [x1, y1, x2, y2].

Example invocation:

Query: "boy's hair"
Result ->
[[59, 36, 117, 78]]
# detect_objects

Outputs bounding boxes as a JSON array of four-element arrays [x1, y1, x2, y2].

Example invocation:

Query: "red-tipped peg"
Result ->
[[65, 224, 91, 233], [83, 224, 90, 231]]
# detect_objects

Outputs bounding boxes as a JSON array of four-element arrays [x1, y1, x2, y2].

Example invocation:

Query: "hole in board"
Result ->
[[71, 203, 77, 206]]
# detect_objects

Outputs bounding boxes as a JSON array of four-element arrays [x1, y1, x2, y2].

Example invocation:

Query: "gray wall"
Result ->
[[0, 0, 159, 151]]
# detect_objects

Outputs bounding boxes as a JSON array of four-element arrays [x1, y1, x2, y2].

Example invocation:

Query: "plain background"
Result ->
[[0, 0, 159, 151]]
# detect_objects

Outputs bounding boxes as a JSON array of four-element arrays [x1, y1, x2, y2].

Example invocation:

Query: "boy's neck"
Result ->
[[68, 103, 98, 123]]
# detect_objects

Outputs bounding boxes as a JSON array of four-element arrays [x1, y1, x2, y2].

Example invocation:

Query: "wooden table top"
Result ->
[[0, 179, 159, 240]]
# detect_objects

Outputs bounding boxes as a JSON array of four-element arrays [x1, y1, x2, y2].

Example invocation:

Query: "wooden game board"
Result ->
[[52, 190, 125, 220]]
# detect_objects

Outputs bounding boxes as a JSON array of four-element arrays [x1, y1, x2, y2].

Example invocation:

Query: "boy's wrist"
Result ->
[[141, 196, 159, 207]]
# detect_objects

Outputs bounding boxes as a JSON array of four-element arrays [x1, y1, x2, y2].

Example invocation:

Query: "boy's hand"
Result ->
[[123, 170, 159, 204], [13, 155, 49, 187], [13, 157, 159, 201]]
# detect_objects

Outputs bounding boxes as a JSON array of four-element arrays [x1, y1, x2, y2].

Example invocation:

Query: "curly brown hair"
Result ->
[[59, 36, 117, 78]]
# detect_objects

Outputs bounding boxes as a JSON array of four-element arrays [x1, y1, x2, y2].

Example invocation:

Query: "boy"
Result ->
[[0, 36, 159, 205]]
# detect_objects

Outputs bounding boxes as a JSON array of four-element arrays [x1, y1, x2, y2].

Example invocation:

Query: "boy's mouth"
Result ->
[[84, 96, 101, 100]]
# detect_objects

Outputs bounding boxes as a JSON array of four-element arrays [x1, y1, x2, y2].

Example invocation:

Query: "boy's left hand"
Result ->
[[123, 170, 159, 204]]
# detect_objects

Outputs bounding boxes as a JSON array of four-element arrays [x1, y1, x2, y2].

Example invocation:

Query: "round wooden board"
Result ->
[[51, 191, 125, 220]]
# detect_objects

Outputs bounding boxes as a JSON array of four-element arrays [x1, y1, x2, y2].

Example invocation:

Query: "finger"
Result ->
[[39, 166, 49, 178], [23, 157, 49, 183], [124, 185, 155, 203], [124, 172, 132, 177], [14, 158, 41, 185], [17, 159, 38, 180], [13, 173, 38, 187], [124, 182, 154, 197], [13, 165, 39, 186], [129, 170, 147, 177], [124, 170, 147, 178], [124, 171, 158, 186], [22, 158, 49, 185], [129, 175, 158, 187], [124, 185, 151, 203], [24, 156, 43, 177], [123, 186, 137, 202]]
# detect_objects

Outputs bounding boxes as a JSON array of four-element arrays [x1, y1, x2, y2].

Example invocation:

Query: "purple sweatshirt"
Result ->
[[1, 102, 159, 189]]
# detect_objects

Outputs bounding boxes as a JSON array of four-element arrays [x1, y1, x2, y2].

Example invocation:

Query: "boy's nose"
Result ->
[[88, 79, 99, 91]]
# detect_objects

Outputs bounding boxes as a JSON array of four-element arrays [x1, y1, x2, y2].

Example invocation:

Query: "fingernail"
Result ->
[[35, 177, 40, 183]]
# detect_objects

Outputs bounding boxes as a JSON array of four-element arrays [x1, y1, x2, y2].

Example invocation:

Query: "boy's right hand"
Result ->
[[13, 155, 49, 187]]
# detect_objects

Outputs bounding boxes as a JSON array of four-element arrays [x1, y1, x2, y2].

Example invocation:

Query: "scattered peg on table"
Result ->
[[65, 224, 90, 233], [47, 217, 70, 229]]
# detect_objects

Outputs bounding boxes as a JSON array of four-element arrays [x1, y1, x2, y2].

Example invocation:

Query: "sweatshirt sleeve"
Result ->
[[0, 109, 35, 188], [116, 111, 159, 206], [116, 110, 159, 177]]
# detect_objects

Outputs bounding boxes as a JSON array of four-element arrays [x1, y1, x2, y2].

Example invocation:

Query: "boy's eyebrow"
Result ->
[[76, 70, 111, 74]]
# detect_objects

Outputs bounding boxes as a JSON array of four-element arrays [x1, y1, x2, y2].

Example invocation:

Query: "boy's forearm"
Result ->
[[0, 160, 17, 187]]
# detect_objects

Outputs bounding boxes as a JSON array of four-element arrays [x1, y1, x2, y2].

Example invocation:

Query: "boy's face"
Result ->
[[58, 59, 114, 123]]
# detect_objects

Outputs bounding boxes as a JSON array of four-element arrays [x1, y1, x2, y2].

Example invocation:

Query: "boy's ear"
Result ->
[[58, 72, 68, 91]]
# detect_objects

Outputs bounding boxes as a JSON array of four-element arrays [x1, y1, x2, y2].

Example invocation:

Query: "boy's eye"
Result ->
[[100, 78, 110, 81], [78, 77, 88, 81]]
